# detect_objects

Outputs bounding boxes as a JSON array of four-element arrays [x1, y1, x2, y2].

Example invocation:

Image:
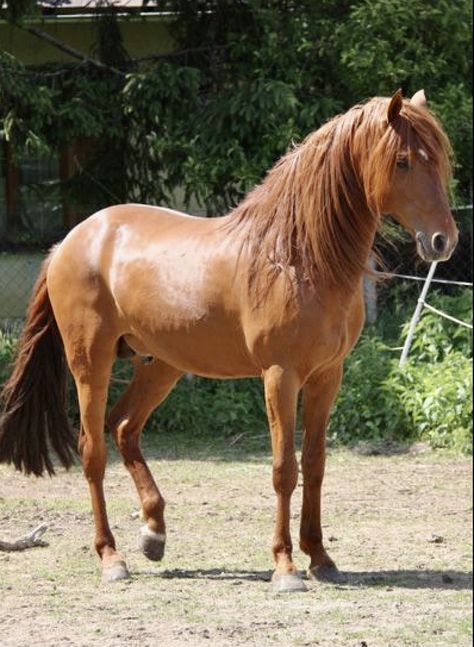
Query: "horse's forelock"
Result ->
[[367, 98, 452, 211]]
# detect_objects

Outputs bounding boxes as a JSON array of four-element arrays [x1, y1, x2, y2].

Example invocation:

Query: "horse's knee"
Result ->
[[272, 454, 298, 495]]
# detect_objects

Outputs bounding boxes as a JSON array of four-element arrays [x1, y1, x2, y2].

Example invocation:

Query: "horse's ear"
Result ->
[[387, 89, 403, 123], [411, 89, 428, 109]]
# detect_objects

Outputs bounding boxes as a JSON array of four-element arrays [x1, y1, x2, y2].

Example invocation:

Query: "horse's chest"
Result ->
[[244, 295, 364, 373]]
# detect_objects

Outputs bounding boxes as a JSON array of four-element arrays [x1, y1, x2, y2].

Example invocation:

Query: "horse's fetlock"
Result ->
[[95, 535, 116, 557], [142, 493, 165, 518], [272, 539, 293, 559]]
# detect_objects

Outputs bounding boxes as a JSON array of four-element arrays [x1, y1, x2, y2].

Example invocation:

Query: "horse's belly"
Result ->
[[124, 326, 259, 378]]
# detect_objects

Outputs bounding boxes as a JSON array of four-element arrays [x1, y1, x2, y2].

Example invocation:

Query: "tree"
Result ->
[[0, 0, 472, 225]]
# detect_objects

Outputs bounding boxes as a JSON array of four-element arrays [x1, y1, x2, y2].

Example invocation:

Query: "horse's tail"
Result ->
[[0, 253, 77, 476]]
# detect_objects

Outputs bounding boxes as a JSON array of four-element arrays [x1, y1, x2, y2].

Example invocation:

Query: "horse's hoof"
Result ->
[[102, 560, 130, 583], [308, 564, 347, 583], [138, 525, 166, 561], [272, 572, 308, 594]]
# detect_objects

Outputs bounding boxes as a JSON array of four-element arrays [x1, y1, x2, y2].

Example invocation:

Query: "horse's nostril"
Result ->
[[432, 232, 447, 254]]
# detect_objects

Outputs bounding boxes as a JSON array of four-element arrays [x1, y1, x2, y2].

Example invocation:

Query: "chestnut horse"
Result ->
[[0, 90, 458, 591]]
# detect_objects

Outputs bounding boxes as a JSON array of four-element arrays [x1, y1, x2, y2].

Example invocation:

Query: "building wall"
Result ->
[[0, 16, 174, 64]]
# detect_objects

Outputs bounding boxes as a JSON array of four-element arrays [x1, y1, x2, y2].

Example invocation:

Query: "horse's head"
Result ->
[[367, 89, 458, 262]]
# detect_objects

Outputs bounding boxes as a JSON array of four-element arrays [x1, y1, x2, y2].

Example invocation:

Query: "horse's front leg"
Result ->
[[264, 366, 307, 593], [300, 365, 343, 582]]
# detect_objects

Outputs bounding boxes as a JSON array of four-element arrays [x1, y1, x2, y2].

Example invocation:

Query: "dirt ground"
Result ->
[[0, 437, 472, 647]]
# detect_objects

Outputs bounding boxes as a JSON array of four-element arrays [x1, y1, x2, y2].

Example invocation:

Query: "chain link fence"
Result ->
[[0, 252, 44, 324]]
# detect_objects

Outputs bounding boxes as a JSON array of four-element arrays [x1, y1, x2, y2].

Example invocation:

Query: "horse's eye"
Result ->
[[396, 157, 410, 170]]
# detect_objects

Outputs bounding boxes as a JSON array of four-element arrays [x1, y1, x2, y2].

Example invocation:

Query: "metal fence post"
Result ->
[[399, 261, 438, 367]]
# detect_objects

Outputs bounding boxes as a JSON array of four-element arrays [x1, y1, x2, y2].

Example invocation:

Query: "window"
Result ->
[[0, 142, 63, 244]]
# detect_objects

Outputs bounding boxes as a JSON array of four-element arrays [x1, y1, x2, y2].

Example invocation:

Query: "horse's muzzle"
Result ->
[[415, 230, 458, 262]]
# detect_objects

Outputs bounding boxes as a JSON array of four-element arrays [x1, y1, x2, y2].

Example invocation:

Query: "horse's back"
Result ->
[[48, 202, 227, 287]]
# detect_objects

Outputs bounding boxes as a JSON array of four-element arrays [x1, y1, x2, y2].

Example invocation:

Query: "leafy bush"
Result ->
[[0, 329, 16, 385], [328, 335, 408, 445], [1, 0, 472, 224], [150, 376, 267, 438], [330, 288, 472, 452], [402, 289, 472, 362], [389, 352, 472, 453]]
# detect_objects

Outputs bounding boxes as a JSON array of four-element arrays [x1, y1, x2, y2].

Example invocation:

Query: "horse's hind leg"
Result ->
[[107, 360, 182, 562], [69, 339, 129, 582]]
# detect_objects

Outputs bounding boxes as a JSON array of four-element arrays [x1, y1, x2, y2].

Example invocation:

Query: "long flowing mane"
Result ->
[[228, 96, 452, 296]]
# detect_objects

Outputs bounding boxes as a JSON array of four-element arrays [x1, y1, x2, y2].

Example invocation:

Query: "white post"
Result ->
[[399, 261, 438, 367]]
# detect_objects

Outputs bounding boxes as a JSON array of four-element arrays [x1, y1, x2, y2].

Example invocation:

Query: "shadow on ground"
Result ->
[[100, 433, 418, 466], [139, 567, 473, 591]]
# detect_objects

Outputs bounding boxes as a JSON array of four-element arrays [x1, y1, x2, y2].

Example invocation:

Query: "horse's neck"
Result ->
[[309, 200, 378, 296]]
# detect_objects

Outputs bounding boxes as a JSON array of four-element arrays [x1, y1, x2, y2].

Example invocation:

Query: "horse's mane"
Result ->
[[227, 96, 452, 297]]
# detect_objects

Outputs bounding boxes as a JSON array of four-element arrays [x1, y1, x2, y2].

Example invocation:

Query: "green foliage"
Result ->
[[389, 352, 472, 453], [0, 329, 16, 385], [402, 289, 472, 362], [329, 288, 472, 452], [0, 0, 38, 24], [0, 53, 55, 157], [150, 376, 267, 438], [327, 335, 410, 445], [0, 0, 471, 219], [335, 0, 473, 201], [104, 359, 267, 439], [329, 341, 472, 453]]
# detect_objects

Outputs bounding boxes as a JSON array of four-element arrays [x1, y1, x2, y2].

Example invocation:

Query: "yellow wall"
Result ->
[[0, 17, 174, 64]]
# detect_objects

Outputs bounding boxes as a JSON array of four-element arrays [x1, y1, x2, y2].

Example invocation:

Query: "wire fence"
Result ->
[[379, 207, 471, 280], [0, 252, 43, 324], [397, 259, 472, 367]]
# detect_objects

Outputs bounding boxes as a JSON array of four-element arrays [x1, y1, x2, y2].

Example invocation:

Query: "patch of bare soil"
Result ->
[[0, 442, 472, 647]]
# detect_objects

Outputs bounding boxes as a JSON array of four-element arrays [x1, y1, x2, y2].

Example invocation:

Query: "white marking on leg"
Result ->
[[139, 525, 166, 542]]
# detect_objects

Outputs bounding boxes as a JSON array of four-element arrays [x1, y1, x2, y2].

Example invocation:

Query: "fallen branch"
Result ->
[[21, 25, 122, 75], [0, 524, 48, 551], [134, 43, 231, 63]]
